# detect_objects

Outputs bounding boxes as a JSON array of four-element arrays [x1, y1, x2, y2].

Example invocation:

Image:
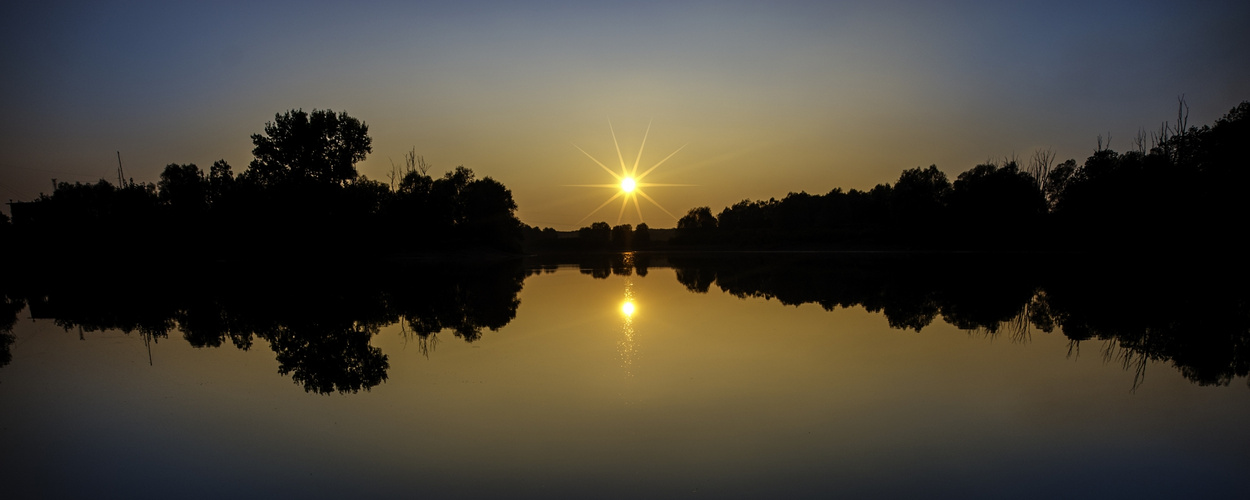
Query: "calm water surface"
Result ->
[[1, 256, 1247, 498]]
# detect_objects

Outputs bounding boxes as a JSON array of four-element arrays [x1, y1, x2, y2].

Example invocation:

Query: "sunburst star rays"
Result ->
[[569, 121, 693, 225]]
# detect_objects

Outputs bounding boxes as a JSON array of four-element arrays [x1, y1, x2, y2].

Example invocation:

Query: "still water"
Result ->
[[1, 254, 1247, 498]]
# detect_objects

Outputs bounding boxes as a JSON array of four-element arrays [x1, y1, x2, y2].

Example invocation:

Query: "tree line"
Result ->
[[5, 100, 1246, 256], [672, 99, 1250, 251], [4, 109, 525, 260], [522, 221, 658, 252]]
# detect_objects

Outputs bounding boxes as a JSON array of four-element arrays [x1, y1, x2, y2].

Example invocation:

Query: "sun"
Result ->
[[570, 121, 691, 225]]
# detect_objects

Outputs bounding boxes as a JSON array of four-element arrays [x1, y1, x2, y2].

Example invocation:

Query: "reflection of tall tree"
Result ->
[[267, 321, 388, 395], [0, 291, 24, 368], [391, 261, 524, 343], [176, 300, 253, 350], [0, 331, 13, 368], [7, 260, 527, 393], [668, 254, 1250, 388]]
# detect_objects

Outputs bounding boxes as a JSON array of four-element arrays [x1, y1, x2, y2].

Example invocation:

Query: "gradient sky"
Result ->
[[2, 0, 1247, 229]]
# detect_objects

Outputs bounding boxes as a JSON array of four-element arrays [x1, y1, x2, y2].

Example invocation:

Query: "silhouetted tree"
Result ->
[[678, 206, 718, 230], [578, 222, 611, 249], [425, 166, 475, 239], [459, 176, 522, 251], [634, 222, 652, 249], [399, 169, 434, 196], [676, 206, 717, 244], [892, 164, 950, 243], [611, 224, 633, 249], [158, 163, 209, 214], [244, 109, 372, 187], [946, 161, 1045, 246], [1028, 148, 1056, 194], [1044, 159, 1078, 210], [894, 165, 950, 210], [0, 211, 12, 251], [208, 159, 234, 203]]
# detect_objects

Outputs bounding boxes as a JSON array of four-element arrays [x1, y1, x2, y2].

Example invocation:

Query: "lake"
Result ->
[[1, 253, 1247, 498]]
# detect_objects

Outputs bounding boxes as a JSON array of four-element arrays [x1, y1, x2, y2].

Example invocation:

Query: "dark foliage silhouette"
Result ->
[[245, 109, 372, 188], [665, 253, 1250, 388], [8, 109, 523, 260], [525, 252, 651, 279], [672, 99, 1249, 252], [8, 261, 527, 393], [523, 221, 663, 252], [633, 222, 652, 249], [947, 161, 1046, 245], [673, 206, 717, 245], [892, 164, 951, 244], [0, 285, 23, 368]]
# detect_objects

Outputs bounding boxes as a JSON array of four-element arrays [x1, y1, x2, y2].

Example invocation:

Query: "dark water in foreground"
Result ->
[[1, 254, 1247, 498]]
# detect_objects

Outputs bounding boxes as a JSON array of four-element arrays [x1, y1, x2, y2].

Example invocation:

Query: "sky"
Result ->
[[2, 0, 1247, 229]]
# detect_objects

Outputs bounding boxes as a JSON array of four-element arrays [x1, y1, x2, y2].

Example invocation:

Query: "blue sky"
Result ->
[[3, 0, 1247, 228]]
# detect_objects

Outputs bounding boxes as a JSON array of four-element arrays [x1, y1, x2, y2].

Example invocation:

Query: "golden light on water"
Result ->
[[618, 276, 638, 377], [570, 121, 692, 225]]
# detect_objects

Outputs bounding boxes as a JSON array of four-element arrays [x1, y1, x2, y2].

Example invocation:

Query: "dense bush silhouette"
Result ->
[[8, 109, 523, 259], [673, 99, 1248, 252]]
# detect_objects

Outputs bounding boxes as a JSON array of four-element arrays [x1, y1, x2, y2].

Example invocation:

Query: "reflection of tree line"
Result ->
[[3, 253, 1245, 391], [513, 251, 1250, 389], [0, 261, 526, 394], [664, 253, 1250, 388], [526, 252, 655, 279]]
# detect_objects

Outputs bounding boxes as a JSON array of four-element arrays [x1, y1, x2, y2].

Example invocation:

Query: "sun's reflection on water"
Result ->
[[618, 256, 639, 377]]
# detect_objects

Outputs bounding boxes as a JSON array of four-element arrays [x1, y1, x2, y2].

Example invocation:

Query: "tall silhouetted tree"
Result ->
[[610, 224, 633, 249], [244, 109, 372, 187], [459, 175, 521, 250], [208, 159, 234, 203], [678, 206, 717, 230], [947, 161, 1045, 245], [676, 206, 718, 244], [579, 221, 611, 248], [634, 222, 652, 249], [892, 164, 950, 243], [158, 163, 209, 214]]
